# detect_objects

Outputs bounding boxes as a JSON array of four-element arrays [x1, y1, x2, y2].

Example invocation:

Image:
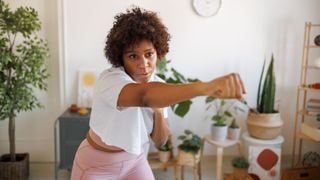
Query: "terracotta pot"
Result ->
[[247, 111, 283, 139]]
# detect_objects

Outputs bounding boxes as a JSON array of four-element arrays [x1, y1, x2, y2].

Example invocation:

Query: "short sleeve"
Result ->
[[95, 68, 134, 109]]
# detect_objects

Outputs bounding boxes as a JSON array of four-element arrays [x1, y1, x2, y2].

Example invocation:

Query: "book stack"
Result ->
[[306, 98, 320, 113]]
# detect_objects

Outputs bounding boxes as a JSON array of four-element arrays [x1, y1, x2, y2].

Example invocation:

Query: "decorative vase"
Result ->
[[228, 127, 241, 140], [159, 151, 171, 163], [247, 111, 283, 139], [211, 125, 228, 141]]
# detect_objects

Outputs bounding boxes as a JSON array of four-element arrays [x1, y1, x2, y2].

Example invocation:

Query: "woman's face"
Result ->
[[123, 40, 157, 83]]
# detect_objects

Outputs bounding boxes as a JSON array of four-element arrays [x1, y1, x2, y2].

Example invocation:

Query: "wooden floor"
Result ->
[[29, 155, 292, 180]]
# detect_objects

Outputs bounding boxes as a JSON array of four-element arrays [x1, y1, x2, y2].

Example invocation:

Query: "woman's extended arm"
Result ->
[[117, 73, 245, 108]]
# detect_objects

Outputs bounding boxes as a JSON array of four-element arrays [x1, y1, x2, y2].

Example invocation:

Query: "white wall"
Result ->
[[0, 0, 319, 162]]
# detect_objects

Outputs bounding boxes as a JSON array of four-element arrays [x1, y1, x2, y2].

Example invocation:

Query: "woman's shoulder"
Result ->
[[98, 67, 133, 84]]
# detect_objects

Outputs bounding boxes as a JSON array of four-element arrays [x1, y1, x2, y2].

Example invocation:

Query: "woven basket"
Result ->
[[247, 112, 283, 139], [0, 153, 29, 180]]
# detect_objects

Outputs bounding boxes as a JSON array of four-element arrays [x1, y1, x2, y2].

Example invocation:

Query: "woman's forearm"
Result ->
[[118, 81, 207, 108], [150, 108, 170, 147]]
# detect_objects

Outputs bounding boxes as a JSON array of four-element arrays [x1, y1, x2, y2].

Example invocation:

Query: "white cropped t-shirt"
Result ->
[[89, 67, 168, 155]]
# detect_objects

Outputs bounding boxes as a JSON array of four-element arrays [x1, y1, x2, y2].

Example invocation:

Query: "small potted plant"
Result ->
[[206, 98, 245, 141], [157, 135, 173, 163], [177, 130, 202, 167], [228, 118, 241, 140], [231, 156, 250, 179]]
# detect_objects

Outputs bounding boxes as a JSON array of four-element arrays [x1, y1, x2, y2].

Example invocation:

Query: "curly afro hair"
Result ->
[[104, 7, 170, 67]]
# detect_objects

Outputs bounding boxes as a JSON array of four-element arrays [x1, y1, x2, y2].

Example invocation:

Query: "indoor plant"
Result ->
[[0, 1, 49, 179], [206, 97, 244, 141], [156, 58, 198, 118], [231, 156, 250, 179], [246, 55, 283, 139], [157, 135, 173, 162], [177, 129, 202, 167], [228, 118, 241, 140]]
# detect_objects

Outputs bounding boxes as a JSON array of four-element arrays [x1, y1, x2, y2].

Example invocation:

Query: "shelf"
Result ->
[[298, 86, 320, 92], [296, 132, 319, 142], [298, 109, 320, 116], [303, 65, 320, 69], [292, 22, 320, 168], [305, 45, 320, 48], [310, 24, 320, 27]]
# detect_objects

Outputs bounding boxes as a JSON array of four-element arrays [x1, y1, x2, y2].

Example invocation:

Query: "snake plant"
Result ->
[[257, 55, 276, 113]]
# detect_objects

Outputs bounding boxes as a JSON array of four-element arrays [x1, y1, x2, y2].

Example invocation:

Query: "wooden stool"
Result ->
[[176, 149, 201, 180], [201, 134, 243, 180]]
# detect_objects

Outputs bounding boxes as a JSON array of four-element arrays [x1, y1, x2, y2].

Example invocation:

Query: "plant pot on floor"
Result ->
[[233, 167, 248, 180], [159, 151, 171, 163], [0, 153, 30, 180], [247, 111, 283, 139], [211, 124, 228, 141]]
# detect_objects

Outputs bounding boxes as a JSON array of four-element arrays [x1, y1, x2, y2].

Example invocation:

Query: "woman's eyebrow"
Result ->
[[144, 48, 155, 52]]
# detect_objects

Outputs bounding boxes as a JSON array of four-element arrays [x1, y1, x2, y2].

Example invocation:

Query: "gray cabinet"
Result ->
[[54, 109, 90, 179]]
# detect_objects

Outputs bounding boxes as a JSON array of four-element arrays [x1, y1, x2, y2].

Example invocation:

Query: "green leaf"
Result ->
[[260, 56, 275, 113], [205, 96, 216, 103], [173, 100, 192, 118], [257, 58, 266, 112]]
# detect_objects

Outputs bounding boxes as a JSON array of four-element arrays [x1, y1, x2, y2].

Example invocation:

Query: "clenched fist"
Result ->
[[205, 73, 246, 100]]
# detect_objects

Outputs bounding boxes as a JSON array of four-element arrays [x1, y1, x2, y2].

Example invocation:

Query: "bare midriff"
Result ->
[[88, 129, 124, 152]]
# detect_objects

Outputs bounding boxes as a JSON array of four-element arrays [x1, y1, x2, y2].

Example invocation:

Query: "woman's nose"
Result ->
[[138, 57, 149, 68]]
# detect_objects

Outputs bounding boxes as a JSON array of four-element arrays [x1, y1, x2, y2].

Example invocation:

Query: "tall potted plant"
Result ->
[[246, 55, 283, 139], [0, 1, 49, 179]]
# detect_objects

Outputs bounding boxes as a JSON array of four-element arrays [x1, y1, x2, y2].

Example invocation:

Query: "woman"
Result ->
[[71, 7, 245, 180]]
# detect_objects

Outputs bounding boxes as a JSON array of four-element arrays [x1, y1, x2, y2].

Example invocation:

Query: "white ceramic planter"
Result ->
[[211, 124, 228, 141], [228, 127, 241, 140]]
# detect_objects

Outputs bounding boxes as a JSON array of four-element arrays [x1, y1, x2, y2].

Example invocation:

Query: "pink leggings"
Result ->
[[70, 140, 155, 180]]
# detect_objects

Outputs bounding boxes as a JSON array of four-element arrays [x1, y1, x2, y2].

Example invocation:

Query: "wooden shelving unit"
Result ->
[[292, 22, 320, 167]]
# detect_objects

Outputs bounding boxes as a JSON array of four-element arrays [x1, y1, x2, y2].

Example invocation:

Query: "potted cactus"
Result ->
[[246, 55, 283, 139]]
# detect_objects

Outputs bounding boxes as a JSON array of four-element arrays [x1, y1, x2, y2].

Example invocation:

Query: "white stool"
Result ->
[[242, 131, 284, 158]]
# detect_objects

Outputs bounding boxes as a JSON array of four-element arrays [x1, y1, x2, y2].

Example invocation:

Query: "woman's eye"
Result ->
[[145, 52, 154, 58], [128, 54, 138, 59]]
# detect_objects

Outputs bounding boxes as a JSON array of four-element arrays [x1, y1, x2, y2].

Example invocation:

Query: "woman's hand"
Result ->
[[206, 73, 246, 100]]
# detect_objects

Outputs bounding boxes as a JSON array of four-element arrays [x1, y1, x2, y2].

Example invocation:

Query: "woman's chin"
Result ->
[[134, 75, 151, 83]]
